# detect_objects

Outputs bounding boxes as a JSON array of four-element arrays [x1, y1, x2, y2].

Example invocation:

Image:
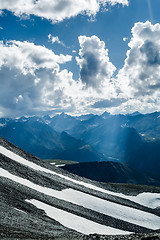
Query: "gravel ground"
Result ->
[[0, 136, 160, 240]]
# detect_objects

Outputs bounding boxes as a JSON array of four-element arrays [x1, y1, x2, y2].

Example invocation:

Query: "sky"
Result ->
[[0, 0, 160, 117]]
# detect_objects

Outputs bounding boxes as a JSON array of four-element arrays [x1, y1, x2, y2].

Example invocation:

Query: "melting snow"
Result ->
[[1, 167, 160, 230], [14, 208, 26, 214], [0, 123, 6, 127], [26, 199, 132, 235], [56, 164, 66, 167], [0, 146, 160, 209]]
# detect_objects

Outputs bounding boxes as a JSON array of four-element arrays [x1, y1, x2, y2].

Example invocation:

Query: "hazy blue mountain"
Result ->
[[68, 113, 129, 140], [100, 111, 111, 119], [61, 161, 160, 187], [0, 119, 62, 159], [79, 123, 142, 161], [127, 111, 160, 140], [126, 140, 160, 178], [126, 111, 142, 117], [54, 144, 107, 163], [75, 113, 95, 121], [0, 118, 105, 162], [42, 114, 52, 124], [67, 115, 105, 138], [66, 112, 160, 176], [82, 115, 104, 126], [0, 111, 160, 176], [0, 117, 13, 128], [48, 112, 79, 132]]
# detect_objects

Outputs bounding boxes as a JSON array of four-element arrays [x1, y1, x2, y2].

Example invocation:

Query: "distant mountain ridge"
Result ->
[[0, 111, 160, 177], [0, 117, 107, 162], [48, 112, 79, 132]]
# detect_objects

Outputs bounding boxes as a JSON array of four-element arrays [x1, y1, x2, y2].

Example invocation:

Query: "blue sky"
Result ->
[[0, 0, 160, 117]]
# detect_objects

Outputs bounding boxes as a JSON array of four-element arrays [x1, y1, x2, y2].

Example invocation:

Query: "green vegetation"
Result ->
[[43, 159, 78, 166]]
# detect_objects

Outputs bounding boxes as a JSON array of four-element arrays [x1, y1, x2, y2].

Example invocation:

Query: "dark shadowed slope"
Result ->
[[61, 161, 160, 187]]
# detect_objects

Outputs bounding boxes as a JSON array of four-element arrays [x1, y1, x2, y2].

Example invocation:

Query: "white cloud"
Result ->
[[3, 21, 160, 116], [123, 37, 128, 42], [0, 40, 72, 73], [0, 38, 119, 117], [117, 21, 160, 113], [0, 0, 129, 23], [0, 40, 75, 116], [118, 21, 160, 97], [0, 26, 3, 30], [76, 35, 116, 91], [48, 34, 65, 47], [99, 0, 129, 7]]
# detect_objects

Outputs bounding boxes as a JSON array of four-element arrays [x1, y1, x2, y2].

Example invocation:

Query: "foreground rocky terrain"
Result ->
[[0, 136, 160, 239]]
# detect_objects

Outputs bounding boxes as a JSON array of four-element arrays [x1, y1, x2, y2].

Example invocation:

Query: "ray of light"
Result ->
[[147, 0, 154, 23]]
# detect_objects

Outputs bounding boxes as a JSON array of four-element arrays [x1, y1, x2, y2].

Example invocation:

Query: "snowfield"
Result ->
[[1, 167, 160, 230], [0, 145, 160, 209], [26, 199, 132, 235]]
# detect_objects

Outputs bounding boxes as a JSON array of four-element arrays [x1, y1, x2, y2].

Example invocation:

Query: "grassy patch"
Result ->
[[43, 159, 78, 166]]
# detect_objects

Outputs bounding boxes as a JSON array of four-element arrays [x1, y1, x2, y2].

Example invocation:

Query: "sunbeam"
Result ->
[[147, 0, 154, 23]]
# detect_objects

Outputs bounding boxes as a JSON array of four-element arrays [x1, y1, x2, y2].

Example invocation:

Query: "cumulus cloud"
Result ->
[[76, 35, 116, 91], [99, 0, 129, 7], [0, 0, 129, 23], [0, 40, 72, 73], [5, 21, 160, 116], [0, 38, 120, 117], [118, 21, 160, 97], [116, 21, 160, 113], [0, 40, 75, 116]]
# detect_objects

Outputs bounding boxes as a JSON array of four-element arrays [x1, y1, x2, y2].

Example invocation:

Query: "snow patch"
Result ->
[[1, 167, 160, 230], [0, 146, 160, 209], [26, 199, 132, 235], [0, 123, 6, 127], [56, 164, 66, 167], [14, 208, 26, 214]]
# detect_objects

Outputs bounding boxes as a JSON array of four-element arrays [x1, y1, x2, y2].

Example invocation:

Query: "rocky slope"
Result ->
[[0, 136, 160, 239]]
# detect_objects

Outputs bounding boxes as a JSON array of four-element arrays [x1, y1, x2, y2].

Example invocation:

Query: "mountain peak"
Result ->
[[101, 111, 111, 119], [127, 111, 142, 117], [60, 112, 68, 117]]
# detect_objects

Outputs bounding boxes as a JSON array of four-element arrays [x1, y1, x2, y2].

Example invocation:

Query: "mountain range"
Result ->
[[0, 117, 106, 162], [0, 111, 160, 178], [0, 136, 160, 239]]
